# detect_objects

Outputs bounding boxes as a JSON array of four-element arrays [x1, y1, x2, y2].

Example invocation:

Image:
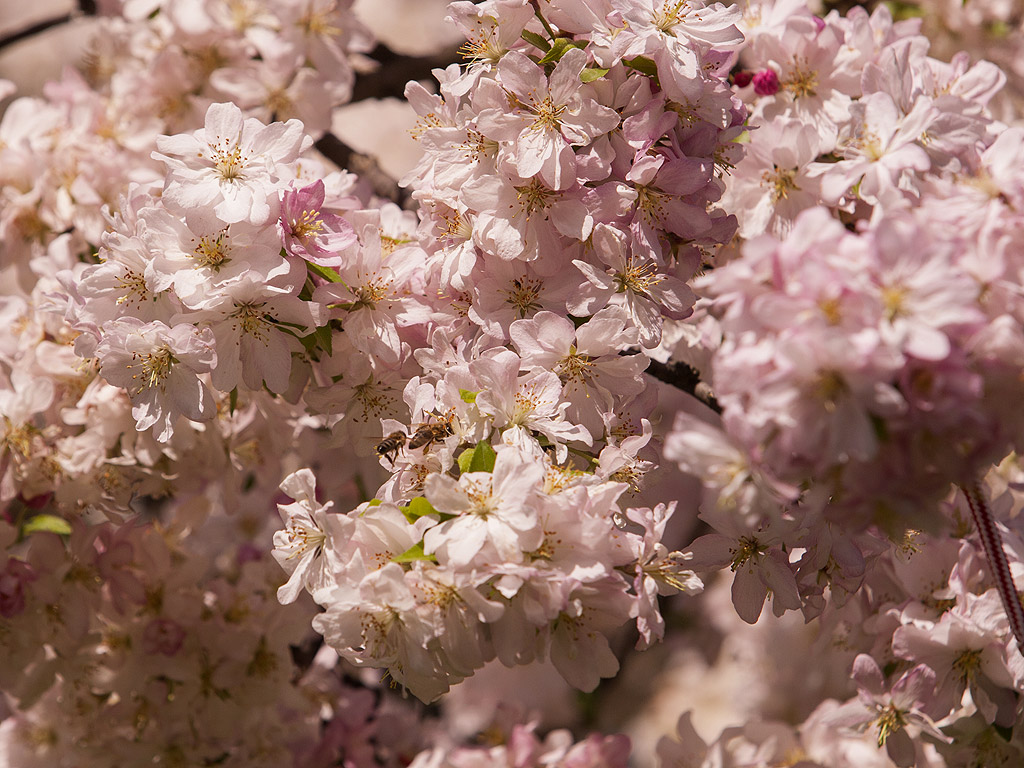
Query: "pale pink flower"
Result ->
[[153, 102, 311, 226], [95, 317, 217, 442], [810, 92, 933, 205], [570, 223, 696, 348], [423, 446, 545, 568], [477, 47, 619, 190], [825, 654, 950, 767], [279, 179, 356, 266], [272, 468, 349, 604], [473, 350, 592, 458]]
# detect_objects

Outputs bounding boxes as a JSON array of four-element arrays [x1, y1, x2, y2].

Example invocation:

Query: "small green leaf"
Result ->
[[623, 56, 658, 79], [580, 67, 609, 83], [309, 324, 334, 357], [458, 442, 497, 474], [392, 541, 437, 564], [538, 38, 584, 65], [229, 387, 238, 415], [521, 30, 551, 52], [307, 262, 344, 283], [401, 496, 439, 522], [459, 388, 478, 404], [23, 514, 72, 536]]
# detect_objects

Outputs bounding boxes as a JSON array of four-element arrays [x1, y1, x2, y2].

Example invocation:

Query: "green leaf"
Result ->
[[23, 514, 72, 536], [308, 324, 334, 358], [538, 38, 584, 65], [307, 262, 344, 283], [229, 387, 238, 415], [580, 67, 609, 83], [459, 388, 478, 404], [392, 541, 437, 564], [521, 30, 551, 52], [401, 496, 439, 522], [458, 442, 497, 474], [623, 56, 658, 79]]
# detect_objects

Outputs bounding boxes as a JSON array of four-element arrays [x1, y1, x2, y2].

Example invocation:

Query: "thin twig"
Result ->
[[0, 1, 96, 54], [0, 15, 74, 53], [961, 479, 1024, 656], [643, 358, 722, 414]]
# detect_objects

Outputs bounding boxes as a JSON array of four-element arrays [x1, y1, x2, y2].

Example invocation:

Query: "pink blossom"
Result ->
[[279, 179, 356, 266], [153, 102, 311, 226], [477, 48, 620, 190], [95, 317, 217, 442]]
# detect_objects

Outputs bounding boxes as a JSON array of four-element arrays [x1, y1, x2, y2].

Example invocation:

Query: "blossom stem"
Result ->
[[531, 1, 557, 40], [961, 479, 1024, 656]]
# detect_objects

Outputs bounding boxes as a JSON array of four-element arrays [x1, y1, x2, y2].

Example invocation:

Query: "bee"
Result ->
[[375, 430, 407, 466], [407, 417, 453, 452]]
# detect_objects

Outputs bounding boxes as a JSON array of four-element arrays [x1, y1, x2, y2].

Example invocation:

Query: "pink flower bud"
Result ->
[[752, 69, 780, 96], [732, 70, 753, 88]]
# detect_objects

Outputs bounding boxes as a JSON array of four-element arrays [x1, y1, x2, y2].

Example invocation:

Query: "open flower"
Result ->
[[153, 101, 311, 226], [95, 317, 217, 442]]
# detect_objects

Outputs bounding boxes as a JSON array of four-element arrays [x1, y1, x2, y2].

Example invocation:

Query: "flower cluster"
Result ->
[[655, 0, 1024, 763], [4, 0, 1024, 765], [264, 0, 750, 701]]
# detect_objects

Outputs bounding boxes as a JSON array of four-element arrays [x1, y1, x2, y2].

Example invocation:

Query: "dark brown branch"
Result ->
[[644, 359, 722, 414], [0, 1, 96, 55], [313, 132, 413, 208], [350, 43, 463, 103], [961, 481, 1024, 658], [0, 15, 75, 53]]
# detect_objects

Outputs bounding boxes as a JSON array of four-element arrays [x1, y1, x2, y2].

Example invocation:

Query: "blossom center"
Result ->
[[208, 142, 248, 182], [284, 521, 326, 560], [290, 209, 325, 241], [729, 535, 766, 570], [652, 1, 689, 35], [762, 164, 800, 202], [881, 283, 907, 320], [459, 23, 504, 64], [464, 478, 496, 516], [128, 346, 175, 394], [814, 369, 848, 413], [298, 3, 342, 38], [230, 300, 270, 341], [556, 349, 594, 384], [353, 277, 393, 309], [953, 648, 982, 683], [635, 185, 668, 225], [616, 259, 660, 296], [115, 268, 150, 306], [783, 58, 818, 99], [351, 379, 397, 423], [527, 96, 567, 133], [504, 276, 542, 317], [192, 231, 231, 270], [873, 703, 907, 748], [514, 180, 554, 218]]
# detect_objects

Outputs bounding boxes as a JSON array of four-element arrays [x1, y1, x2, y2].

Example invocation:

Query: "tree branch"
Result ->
[[0, 1, 96, 56], [644, 359, 722, 414], [313, 132, 413, 208], [351, 43, 463, 103]]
